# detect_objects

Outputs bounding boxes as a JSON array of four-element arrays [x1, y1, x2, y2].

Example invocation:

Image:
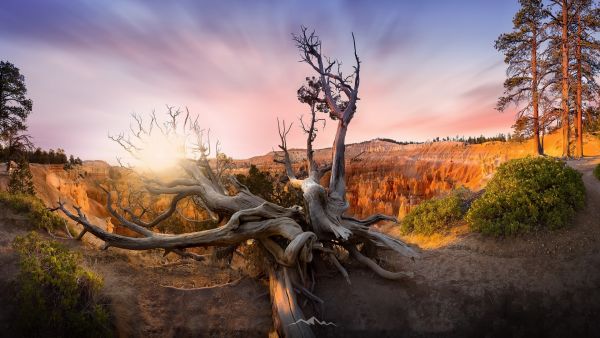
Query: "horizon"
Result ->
[[1, 0, 518, 162]]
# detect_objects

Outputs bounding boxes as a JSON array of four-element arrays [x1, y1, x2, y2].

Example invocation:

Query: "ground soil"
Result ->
[[1, 156, 599, 337]]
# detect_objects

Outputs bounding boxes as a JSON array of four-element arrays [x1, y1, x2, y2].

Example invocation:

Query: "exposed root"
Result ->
[[348, 246, 415, 280], [328, 252, 351, 285], [160, 277, 243, 291]]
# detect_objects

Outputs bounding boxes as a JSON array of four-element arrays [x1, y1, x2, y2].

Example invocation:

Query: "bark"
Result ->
[[269, 267, 315, 338], [531, 23, 542, 155], [575, 7, 584, 158], [561, 0, 570, 158]]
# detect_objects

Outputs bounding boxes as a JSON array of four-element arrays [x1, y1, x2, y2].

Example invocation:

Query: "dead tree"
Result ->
[[55, 28, 417, 337]]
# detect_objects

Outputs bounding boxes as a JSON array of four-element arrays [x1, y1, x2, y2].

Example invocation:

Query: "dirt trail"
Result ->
[[1, 157, 599, 337], [312, 156, 600, 337]]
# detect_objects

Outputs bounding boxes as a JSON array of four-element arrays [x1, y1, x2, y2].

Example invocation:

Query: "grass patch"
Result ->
[[465, 157, 585, 236], [400, 189, 469, 235], [594, 163, 600, 181], [0, 191, 66, 231], [12, 232, 112, 337]]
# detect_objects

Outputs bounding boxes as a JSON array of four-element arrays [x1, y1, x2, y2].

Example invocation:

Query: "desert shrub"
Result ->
[[0, 191, 67, 231], [594, 163, 600, 181], [465, 157, 585, 236], [400, 189, 468, 235], [12, 232, 112, 337]]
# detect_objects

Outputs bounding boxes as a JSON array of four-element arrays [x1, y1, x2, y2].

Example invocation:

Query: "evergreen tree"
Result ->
[[573, 0, 600, 157], [0, 61, 32, 138], [546, 0, 575, 157], [496, 0, 548, 155], [0, 61, 33, 168], [8, 156, 35, 195]]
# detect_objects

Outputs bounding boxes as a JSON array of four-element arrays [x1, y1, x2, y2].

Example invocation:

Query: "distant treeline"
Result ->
[[376, 133, 512, 146], [0, 146, 82, 166], [431, 133, 511, 144]]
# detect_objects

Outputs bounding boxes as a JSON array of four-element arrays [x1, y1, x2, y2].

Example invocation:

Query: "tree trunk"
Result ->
[[269, 267, 315, 338], [531, 23, 542, 155], [575, 8, 583, 158], [329, 120, 348, 201], [561, 0, 570, 158]]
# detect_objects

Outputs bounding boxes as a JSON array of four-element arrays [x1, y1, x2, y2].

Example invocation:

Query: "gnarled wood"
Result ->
[[55, 27, 418, 337]]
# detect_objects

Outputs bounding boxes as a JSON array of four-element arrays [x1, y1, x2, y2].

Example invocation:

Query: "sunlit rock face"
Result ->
[[233, 133, 600, 219], [20, 132, 600, 229]]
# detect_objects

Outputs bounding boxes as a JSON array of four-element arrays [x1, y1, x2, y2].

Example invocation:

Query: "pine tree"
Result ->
[[8, 156, 35, 195], [546, 0, 575, 157], [0, 61, 33, 169], [573, 0, 600, 158], [496, 0, 547, 155]]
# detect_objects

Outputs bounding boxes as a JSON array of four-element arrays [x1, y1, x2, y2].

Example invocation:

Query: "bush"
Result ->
[[594, 163, 600, 181], [0, 191, 67, 231], [465, 157, 585, 236], [400, 189, 468, 235], [12, 232, 112, 337]]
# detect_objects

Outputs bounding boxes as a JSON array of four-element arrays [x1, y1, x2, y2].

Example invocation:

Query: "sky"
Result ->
[[0, 0, 520, 162]]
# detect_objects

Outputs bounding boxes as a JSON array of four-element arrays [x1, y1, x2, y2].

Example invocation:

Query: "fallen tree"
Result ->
[[55, 27, 418, 337]]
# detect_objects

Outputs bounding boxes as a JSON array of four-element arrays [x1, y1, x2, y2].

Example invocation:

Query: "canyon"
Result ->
[[3, 132, 599, 233]]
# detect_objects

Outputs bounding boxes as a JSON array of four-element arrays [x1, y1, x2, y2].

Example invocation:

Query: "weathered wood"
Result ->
[[55, 27, 419, 337], [269, 267, 315, 338]]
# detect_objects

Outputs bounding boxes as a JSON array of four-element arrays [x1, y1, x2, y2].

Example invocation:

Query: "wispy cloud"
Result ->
[[0, 0, 518, 160]]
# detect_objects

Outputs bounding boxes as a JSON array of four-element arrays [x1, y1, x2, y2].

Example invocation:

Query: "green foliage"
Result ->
[[236, 165, 304, 208], [8, 157, 35, 195], [0, 61, 32, 138], [0, 191, 67, 230], [594, 163, 600, 181], [12, 232, 112, 337], [63, 154, 83, 170], [236, 165, 274, 200], [0, 146, 77, 164], [466, 157, 585, 236], [400, 190, 468, 235]]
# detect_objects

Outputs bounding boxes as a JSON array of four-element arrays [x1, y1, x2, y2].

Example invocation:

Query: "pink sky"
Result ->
[[0, 0, 519, 161]]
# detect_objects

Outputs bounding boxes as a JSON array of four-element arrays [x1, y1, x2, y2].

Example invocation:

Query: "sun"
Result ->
[[134, 131, 185, 172]]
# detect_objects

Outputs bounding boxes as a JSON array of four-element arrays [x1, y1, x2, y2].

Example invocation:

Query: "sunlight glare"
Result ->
[[135, 131, 185, 172]]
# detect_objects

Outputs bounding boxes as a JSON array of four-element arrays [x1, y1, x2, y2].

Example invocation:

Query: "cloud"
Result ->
[[0, 0, 517, 160]]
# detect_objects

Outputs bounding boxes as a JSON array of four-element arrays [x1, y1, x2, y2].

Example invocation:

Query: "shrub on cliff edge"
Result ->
[[400, 189, 469, 235], [466, 157, 585, 236], [0, 191, 66, 231]]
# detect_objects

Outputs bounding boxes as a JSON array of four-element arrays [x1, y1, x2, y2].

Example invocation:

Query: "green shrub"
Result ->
[[465, 157, 585, 236], [401, 189, 468, 235], [594, 163, 600, 181], [0, 191, 66, 230], [12, 232, 112, 337]]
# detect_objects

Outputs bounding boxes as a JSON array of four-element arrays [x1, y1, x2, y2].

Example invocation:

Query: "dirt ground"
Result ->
[[1, 156, 599, 337]]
